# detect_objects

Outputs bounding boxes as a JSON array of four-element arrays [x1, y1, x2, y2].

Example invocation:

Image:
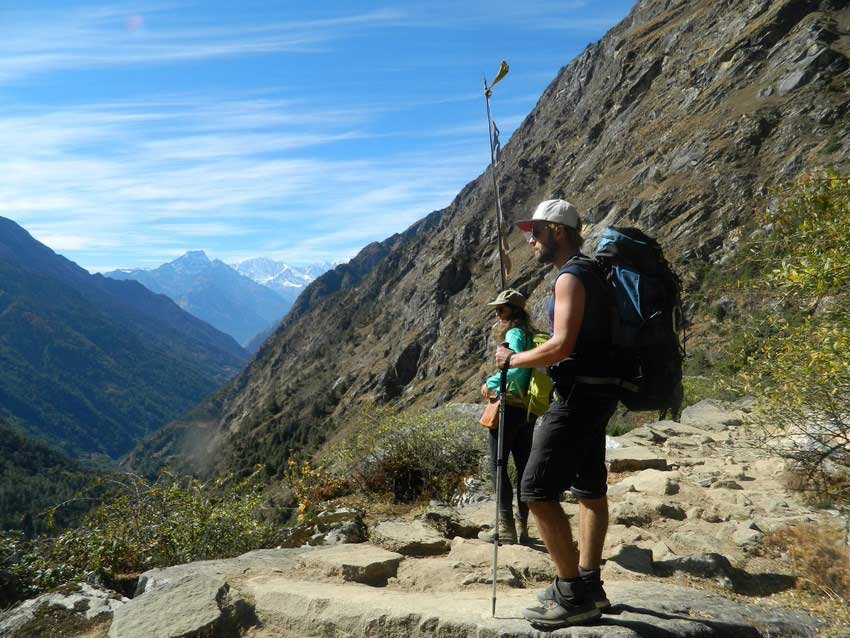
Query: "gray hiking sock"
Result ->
[[554, 577, 586, 604]]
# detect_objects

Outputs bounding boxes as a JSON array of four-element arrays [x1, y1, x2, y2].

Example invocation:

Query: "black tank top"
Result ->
[[547, 255, 613, 379]]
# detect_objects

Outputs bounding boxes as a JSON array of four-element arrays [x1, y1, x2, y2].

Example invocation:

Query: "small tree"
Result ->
[[738, 173, 850, 511]]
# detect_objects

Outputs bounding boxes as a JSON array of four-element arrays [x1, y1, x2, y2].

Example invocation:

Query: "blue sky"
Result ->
[[0, 1, 635, 272]]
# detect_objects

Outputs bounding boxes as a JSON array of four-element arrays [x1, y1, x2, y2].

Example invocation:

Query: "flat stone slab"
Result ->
[[448, 537, 554, 581], [395, 558, 523, 591], [370, 519, 451, 556], [244, 576, 820, 637], [680, 400, 746, 431], [86, 545, 819, 638], [650, 420, 718, 438], [607, 447, 668, 472], [297, 543, 403, 585]]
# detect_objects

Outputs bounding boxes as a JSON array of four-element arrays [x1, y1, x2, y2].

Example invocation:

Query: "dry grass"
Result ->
[[763, 523, 850, 604]]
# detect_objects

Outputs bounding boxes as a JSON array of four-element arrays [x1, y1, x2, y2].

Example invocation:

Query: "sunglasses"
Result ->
[[526, 223, 549, 241]]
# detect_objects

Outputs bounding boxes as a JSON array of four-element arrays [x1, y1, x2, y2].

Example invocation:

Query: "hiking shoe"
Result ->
[[516, 517, 531, 544], [477, 515, 517, 544], [536, 575, 610, 610], [524, 579, 601, 629]]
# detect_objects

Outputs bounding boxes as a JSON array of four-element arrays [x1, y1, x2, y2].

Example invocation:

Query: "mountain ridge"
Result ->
[[107, 254, 331, 347], [106, 253, 289, 347]]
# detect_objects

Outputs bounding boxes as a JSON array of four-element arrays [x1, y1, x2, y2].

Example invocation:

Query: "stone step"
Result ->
[[243, 576, 818, 638]]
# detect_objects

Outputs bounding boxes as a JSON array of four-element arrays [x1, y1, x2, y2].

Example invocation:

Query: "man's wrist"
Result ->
[[503, 352, 513, 370]]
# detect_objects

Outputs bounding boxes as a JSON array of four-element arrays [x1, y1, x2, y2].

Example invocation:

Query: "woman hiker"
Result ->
[[479, 288, 537, 544]]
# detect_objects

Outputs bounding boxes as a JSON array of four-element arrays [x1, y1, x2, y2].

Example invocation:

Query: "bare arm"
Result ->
[[495, 273, 585, 369]]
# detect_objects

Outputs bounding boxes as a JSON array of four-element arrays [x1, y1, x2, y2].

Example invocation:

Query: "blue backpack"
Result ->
[[577, 227, 685, 420]]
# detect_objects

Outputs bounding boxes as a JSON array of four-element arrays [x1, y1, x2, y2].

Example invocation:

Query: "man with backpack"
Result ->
[[494, 199, 619, 628]]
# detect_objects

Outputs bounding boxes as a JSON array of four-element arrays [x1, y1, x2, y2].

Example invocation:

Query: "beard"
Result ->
[[534, 236, 556, 263]]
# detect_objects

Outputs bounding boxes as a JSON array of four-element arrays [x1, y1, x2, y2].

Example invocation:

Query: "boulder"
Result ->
[[731, 521, 764, 550], [110, 573, 257, 638], [311, 507, 368, 545], [607, 447, 668, 472], [604, 524, 655, 552], [369, 520, 451, 557], [687, 505, 729, 523], [608, 544, 654, 575], [751, 458, 787, 479], [281, 506, 367, 547], [656, 552, 736, 590], [713, 479, 744, 490], [297, 544, 403, 585], [420, 501, 479, 539], [652, 540, 676, 561], [607, 481, 637, 497], [611, 469, 681, 496], [680, 400, 746, 431], [611, 497, 686, 526], [0, 583, 125, 638]]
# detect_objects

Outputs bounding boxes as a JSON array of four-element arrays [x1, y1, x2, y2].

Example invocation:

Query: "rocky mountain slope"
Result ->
[[128, 0, 850, 477], [11, 400, 847, 637], [0, 218, 247, 459], [107, 252, 291, 347]]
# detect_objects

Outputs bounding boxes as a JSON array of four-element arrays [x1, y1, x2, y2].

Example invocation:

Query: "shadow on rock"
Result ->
[[654, 553, 796, 596], [603, 604, 762, 638]]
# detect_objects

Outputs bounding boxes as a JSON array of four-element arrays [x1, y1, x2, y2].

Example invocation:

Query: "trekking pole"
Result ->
[[491, 353, 509, 617], [483, 61, 510, 290]]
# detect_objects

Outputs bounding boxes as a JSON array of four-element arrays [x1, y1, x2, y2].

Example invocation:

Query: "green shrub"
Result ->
[[735, 173, 850, 512], [325, 407, 485, 504], [285, 458, 350, 522], [1, 468, 281, 604]]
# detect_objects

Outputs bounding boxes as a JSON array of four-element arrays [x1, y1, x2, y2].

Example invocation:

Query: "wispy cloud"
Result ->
[[386, 1, 591, 28], [0, 93, 491, 270], [0, 4, 403, 84]]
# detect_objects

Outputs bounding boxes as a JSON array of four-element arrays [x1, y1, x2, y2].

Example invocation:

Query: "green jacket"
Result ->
[[486, 327, 532, 406]]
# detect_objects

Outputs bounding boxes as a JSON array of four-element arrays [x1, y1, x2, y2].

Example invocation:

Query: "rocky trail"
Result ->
[[3, 399, 846, 637]]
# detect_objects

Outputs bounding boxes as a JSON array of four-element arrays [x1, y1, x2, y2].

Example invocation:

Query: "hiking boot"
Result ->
[[477, 514, 517, 544], [517, 517, 531, 544], [536, 573, 610, 611], [523, 578, 601, 629]]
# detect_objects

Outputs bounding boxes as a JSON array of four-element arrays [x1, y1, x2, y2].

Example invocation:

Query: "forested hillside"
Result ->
[[0, 217, 247, 458]]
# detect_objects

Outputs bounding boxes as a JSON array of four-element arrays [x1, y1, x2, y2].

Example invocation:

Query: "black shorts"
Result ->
[[520, 385, 618, 501]]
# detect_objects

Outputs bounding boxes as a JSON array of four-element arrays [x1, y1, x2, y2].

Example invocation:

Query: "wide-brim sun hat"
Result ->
[[487, 289, 526, 309], [515, 199, 580, 232]]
